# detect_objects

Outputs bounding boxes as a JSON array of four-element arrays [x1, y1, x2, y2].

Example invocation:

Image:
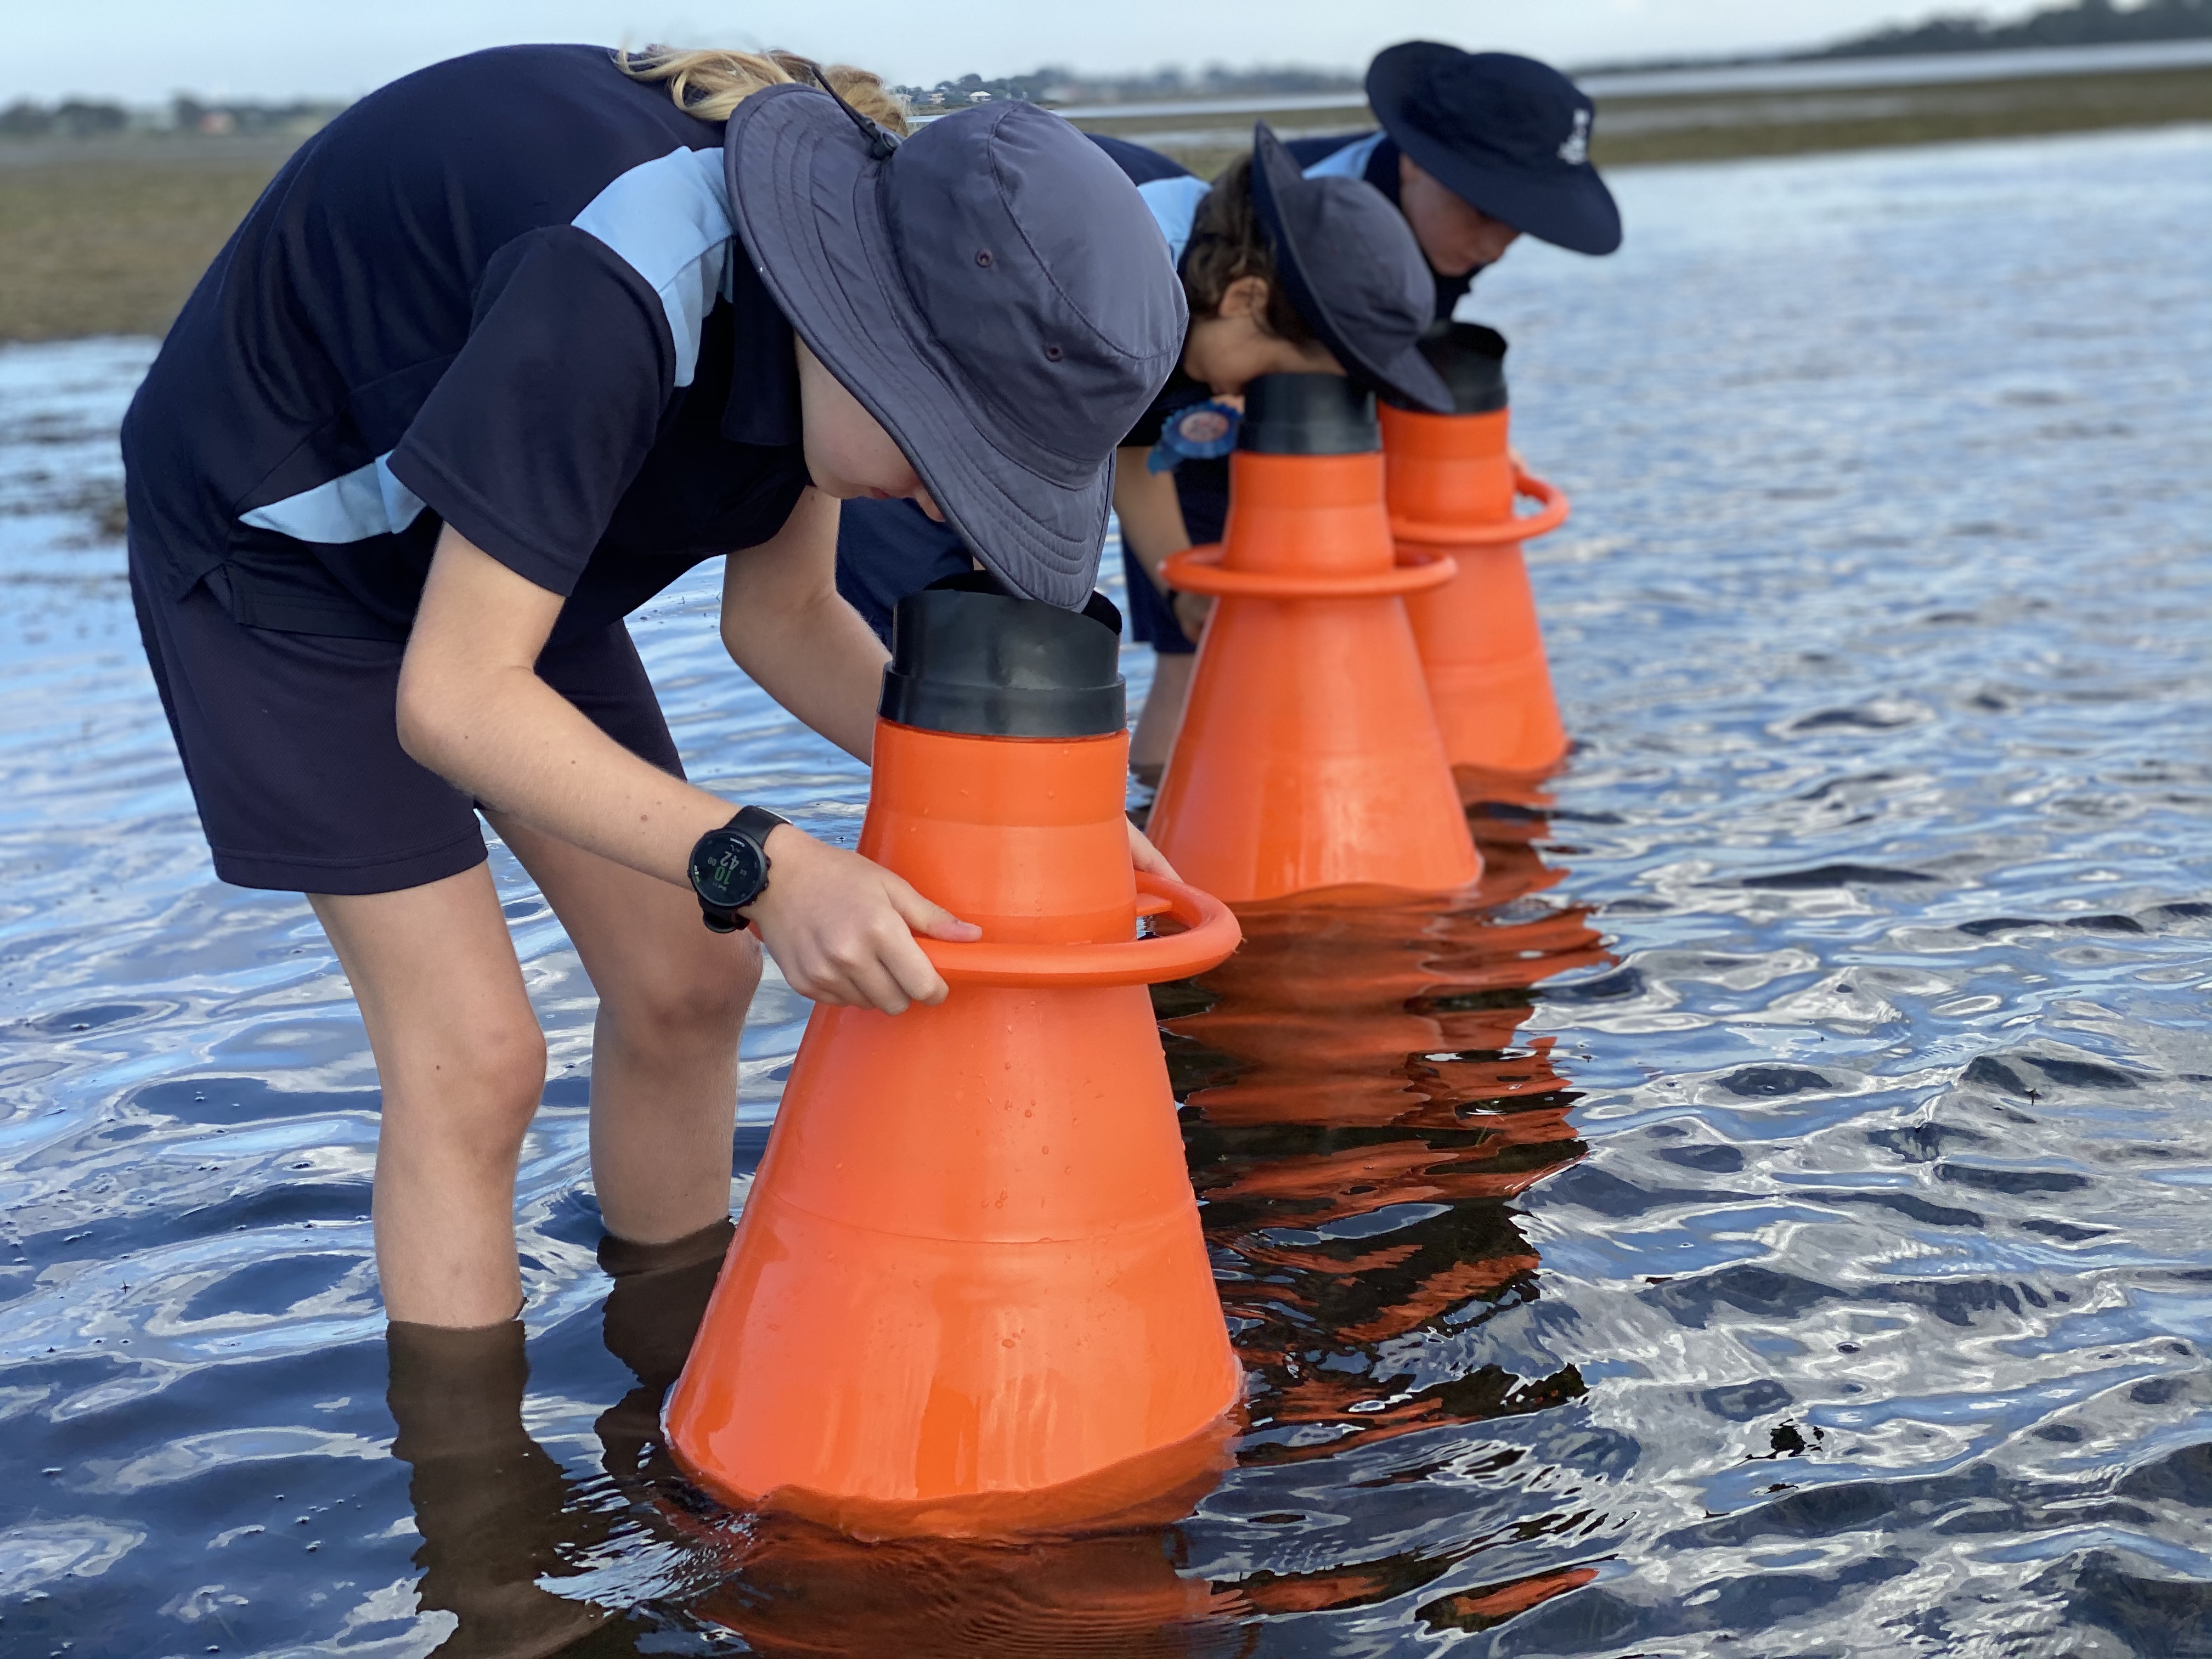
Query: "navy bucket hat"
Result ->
[[725, 83, 1188, 607], [1249, 123, 1451, 415], [1367, 43, 1622, 257]]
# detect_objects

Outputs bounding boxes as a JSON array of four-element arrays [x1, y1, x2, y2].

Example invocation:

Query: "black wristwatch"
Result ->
[[687, 805, 788, 933]]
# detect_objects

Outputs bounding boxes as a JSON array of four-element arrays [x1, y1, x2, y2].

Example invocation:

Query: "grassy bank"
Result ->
[[2, 64, 2207, 343], [1093, 64, 2212, 187], [0, 136, 298, 342]]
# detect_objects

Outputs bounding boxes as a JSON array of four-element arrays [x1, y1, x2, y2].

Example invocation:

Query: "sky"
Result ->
[[19, 1, 2050, 105]]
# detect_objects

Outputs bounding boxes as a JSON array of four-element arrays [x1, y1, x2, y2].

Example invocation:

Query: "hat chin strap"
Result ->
[[792, 58, 901, 160]]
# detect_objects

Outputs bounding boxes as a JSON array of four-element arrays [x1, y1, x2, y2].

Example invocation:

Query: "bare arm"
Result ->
[[396, 515, 977, 1013], [397, 528, 731, 885], [718, 487, 887, 763], [1111, 445, 1212, 642], [718, 488, 1178, 876], [1111, 447, 1193, 585]]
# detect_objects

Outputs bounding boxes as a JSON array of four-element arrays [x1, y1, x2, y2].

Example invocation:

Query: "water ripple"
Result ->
[[2, 126, 2210, 1654]]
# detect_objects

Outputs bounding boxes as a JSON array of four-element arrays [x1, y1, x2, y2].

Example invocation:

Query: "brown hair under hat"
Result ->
[[1180, 155, 1315, 345]]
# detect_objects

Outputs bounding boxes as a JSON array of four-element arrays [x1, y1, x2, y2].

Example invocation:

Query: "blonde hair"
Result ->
[[617, 46, 910, 133]]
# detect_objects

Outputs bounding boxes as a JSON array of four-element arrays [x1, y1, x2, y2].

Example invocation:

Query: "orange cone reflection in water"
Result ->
[[1165, 826, 1606, 1132], [1168, 815, 1603, 1492], [666, 583, 1243, 1536], [678, 1509, 1255, 1659], [1381, 325, 1571, 779], [1149, 374, 1479, 904]]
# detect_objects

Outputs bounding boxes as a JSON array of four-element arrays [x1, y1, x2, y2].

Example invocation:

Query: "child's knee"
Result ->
[[383, 1014, 547, 1153], [605, 938, 761, 1051]]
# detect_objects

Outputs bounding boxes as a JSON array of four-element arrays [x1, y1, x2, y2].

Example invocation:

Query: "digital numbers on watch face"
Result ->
[[691, 831, 766, 909]]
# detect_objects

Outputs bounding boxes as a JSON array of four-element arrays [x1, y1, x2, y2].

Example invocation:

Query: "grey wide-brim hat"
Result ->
[[1248, 123, 1452, 415], [725, 84, 1187, 607]]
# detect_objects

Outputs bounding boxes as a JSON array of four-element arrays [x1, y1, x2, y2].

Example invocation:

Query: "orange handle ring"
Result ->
[[1390, 471, 1571, 550], [1161, 544, 1458, 598], [918, 872, 1241, 988]]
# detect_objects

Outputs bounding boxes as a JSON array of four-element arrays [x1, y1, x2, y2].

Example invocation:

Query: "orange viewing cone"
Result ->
[[1380, 325, 1572, 779], [666, 579, 1244, 1537], [1150, 374, 1480, 903]]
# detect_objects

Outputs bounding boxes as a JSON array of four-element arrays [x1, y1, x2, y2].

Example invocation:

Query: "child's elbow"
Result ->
[[393, 664, 461, 772]]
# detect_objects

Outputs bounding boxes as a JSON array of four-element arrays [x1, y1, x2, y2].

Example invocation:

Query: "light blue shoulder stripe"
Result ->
[[572, 145, 732, 390], [1137, 176, 1212, 266], [1301, 131, 1386, 182], [240, 453, 425, 544], [238, 147, 734, 546]]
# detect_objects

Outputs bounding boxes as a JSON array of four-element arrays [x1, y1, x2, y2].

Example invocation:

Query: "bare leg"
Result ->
[[313, 866, 549, 1327], [1129, 650, 1197, 780], [489, 813, 761, 1247]]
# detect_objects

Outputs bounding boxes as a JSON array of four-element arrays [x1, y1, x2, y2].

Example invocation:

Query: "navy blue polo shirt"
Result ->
[[122, 44, 811, 644], [1285, 131, 1480, 321]]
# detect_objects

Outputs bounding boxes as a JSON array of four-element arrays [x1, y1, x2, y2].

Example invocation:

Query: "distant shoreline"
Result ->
[[1084, 61, 2212, 196], [4, 59, 2209, 343], [1044, 34, 2212, 116]]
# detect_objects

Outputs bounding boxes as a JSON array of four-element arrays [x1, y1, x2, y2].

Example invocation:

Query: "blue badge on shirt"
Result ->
[[1147, 400, 1242, 473]]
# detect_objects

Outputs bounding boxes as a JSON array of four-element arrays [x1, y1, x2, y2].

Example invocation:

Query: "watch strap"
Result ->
[[730, 804, 788, 844]]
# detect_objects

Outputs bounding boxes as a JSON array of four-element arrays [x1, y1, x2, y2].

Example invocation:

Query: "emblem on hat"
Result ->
[[1558, 108, 1591, 167]]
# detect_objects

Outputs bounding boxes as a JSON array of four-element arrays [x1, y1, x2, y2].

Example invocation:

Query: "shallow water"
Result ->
[[3, 123, 2211, 1656]]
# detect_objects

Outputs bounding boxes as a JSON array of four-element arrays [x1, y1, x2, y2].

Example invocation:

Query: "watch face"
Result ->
[[690, 829, 768, 910]]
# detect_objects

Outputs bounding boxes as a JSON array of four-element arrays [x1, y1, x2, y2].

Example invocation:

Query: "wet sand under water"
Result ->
[[3, 123, 2211, 1656]]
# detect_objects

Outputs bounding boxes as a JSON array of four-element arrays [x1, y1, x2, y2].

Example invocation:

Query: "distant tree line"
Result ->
[[893, 63, 1359, 110], [168, 95, 343, 135], [0, 94, 342, 140], [1814, 0, 2212, 58], [0, 99, 128, 138]]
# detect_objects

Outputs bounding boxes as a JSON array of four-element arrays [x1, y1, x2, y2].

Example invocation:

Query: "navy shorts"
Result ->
[[131, 547, 682, 896], [1119, 542, 1195, 655], [1123, 456, 1231, 656]]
